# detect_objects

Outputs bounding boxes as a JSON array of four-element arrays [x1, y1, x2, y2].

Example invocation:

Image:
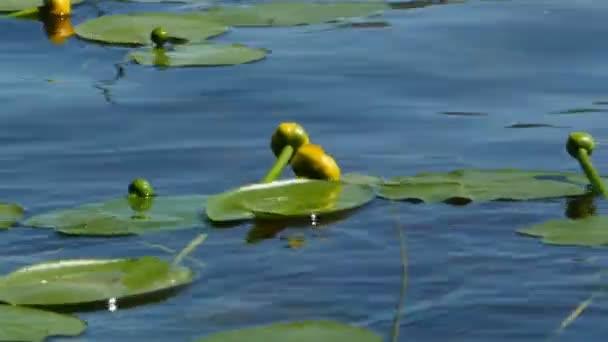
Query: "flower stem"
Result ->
[[261, 145, 294, 183], [576, 148, 607, 198]]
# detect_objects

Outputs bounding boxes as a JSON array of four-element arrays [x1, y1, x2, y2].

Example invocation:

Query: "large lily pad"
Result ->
[[206, 179, 375, 222], [196, 320, 383, 342], [0, 0, 82, 12], [0, 202, 24, 229], [198, 2, 388, 27], [0, 257, 193, 307], [22, 195, 206, 236], [74, 13, 227, 45], [129, 43, 268, 67], [343, 169, 598, 204], [0, 305, 85, 342], [517, 216, 608, 247]]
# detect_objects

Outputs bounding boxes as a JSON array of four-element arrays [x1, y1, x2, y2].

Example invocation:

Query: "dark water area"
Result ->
[[3, 0, 608, 341]]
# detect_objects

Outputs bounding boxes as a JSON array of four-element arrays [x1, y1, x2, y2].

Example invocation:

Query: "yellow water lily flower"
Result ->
[[291, 143, 341, 181]]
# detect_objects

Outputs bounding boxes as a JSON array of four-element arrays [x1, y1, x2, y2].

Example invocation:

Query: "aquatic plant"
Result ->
[[566, 132, 607, 197], [517, 132, 608, 246], [207, 122, 372, 222], [23, 178, 206, 236]]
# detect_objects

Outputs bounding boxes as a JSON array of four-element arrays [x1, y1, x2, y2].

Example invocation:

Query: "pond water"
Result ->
[[3, 0, 608, 340]]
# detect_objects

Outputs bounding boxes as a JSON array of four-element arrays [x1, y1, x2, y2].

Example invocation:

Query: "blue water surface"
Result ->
[[2, 0, 608, 341]]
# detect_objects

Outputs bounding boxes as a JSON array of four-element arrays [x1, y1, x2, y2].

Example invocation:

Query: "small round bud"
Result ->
[[270, 122, 310, 159], [128, 178, 155, 197], [151, 27, 169, 48], [567, 132, 595, 158]]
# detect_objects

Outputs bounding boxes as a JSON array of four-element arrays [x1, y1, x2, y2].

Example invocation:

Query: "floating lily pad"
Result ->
[[0, 257, 193, 307], [343, 169, 598, 204], [196, 320, 383, 342], [206, 179, 375, 222], [0, 304, 86, 342], [74, 13, 227, 45], [128, 43, 268, 67], [0, 0, 82, 12], [0, 202, 24, 229], [517, 216, 608, 247], [22, 195, 206, 236], [199, 2, 388, 27]]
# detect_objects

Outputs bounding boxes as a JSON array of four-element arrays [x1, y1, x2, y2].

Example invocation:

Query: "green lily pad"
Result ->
[[0, 304, 86, 342], [0, 202, 24, 229], [206, 179, 375, 222], [517, 216, 608, 247], [344, 169, 598, 204], [128, 43, 268, 67], [74, 13, 227, 45], [196, 320, 383, 342], [0, 0, 82, 12], [0, 256, 193, 307], [22, 195, 206, 236], [199, 2, 388, 27]]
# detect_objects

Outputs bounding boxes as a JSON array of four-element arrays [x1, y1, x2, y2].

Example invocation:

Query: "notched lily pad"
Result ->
[[199, 2, 388, 27], [0, 257, 193, 307], [129, 43, 268, 67], [22, 195, 206, 236], [345, 169, 598, 204], [0, 0, 82, 12], [0, 202, 24, 229], [517, 216, 608, 247], [0, 304, 86, 342], [195, 320, 383, 342], [74, 13, 227, 45], [206, 179, 375, 223]]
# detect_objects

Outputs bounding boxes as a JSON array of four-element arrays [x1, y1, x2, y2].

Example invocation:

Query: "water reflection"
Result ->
[[41, 14, 74, 45], [564, 193, 597, 219], [245, 209, 358, 245]]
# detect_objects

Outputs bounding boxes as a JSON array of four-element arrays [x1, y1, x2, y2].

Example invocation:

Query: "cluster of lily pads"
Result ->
[[1, 119, 607, 340], [2, 0, 403, 67]]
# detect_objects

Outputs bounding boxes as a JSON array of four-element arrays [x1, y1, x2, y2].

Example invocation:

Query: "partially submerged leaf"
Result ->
[[74, 13, 227, 45], [195, 320, 383, 342], [346, 169, 597, 204], [199, 2, 388, 27], [0, 257, 193, 307], [552, 108, 608, 115], [505, 123, 566, 129], [517, 216, 608, 247], [206, 179, 375, 222], [0, 202, 24, 229], [129, 43, 268, 67], [22, 195, 206, 236], [0, 0, 82, 12], [0, 304, 86, 342]]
